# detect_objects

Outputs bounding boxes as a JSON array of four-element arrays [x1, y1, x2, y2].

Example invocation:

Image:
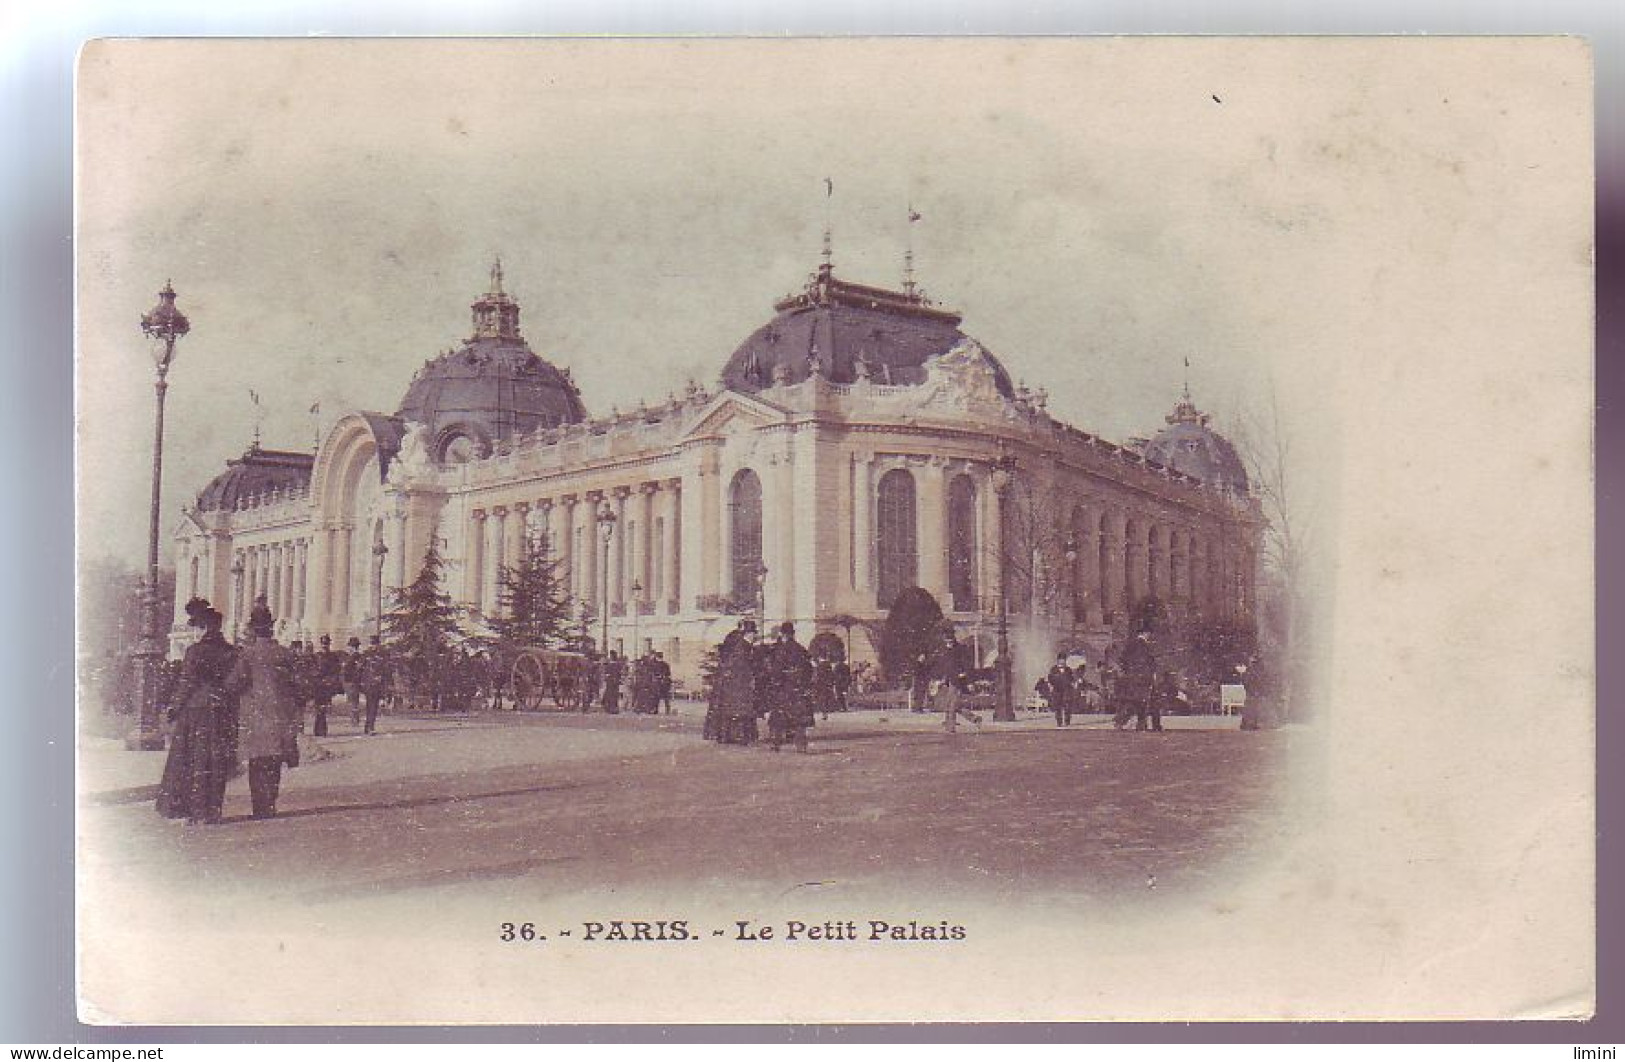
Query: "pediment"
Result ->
[[170, 508, 208, 539], [679, 390, 789, 440]]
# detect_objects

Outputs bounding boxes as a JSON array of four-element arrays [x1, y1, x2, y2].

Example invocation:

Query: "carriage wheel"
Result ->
[[511, 654, 547, 712]]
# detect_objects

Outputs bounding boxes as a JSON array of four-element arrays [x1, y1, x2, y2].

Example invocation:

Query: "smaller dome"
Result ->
[[1141, 397, 1249, 494], [195, 444, 314, 511]]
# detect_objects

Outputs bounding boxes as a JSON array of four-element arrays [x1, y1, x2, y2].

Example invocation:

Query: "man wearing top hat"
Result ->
[[341, 636, 365, 726], [312, 634, 342, 736]]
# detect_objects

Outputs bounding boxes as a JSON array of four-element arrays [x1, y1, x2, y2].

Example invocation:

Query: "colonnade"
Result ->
[[466, 477, 683, 621]]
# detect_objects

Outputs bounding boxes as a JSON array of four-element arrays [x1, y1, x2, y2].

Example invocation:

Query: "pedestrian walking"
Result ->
[[653, 652, 674, 714], [361, 636, 391, 735], [713, 620, 760, 745], [932, 626, 980, 734], [156, 599, 238, 825], [341, 637, 365, 725], [313, 634, 341, 736], [1117, 629, 1159, 732], [764, 622, 814, 753], [224, 603, 302, 819], [1041, 654, 1076, 727]]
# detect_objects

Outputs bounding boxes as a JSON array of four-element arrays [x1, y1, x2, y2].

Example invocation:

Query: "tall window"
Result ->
[[729, 469, 763, 604], [876, 468, 918, 609], [1071, 506, 1090, 622], [947, 475, 978, 612]]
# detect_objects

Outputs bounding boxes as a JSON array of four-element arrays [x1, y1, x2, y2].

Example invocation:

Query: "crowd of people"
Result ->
[[147, 586, 1264, 825], [704, 620, 853, 752]]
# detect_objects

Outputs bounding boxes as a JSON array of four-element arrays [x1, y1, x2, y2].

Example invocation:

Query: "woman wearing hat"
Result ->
[[224, 601, 302, 819], [156, 601, 239, 824]]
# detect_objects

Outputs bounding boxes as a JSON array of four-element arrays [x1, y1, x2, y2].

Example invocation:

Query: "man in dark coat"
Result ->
[[341, 637, 365, 725], [313, 634, 342, 736], [602, 652, 625, 714], [653, 652, 674, 714], [1043, 655, 1076, 728], [764, 622, 814, 752], [361, 636, 391, 735], [1117, 630, 1159, 732]]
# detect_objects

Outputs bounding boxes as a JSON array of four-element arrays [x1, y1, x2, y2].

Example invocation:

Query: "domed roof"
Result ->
[[1141, 396, 1249, 494], [720, 266, 1015, 396], [195, 444, 315, 512], [394, 262, 587, 462]]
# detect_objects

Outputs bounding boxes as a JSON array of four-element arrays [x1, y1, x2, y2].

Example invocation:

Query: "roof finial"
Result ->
[[903, 201, 922, 299], [490, 255, 505, 295], [1182, 355, 1192, 404], [820, 177, 834, 275]]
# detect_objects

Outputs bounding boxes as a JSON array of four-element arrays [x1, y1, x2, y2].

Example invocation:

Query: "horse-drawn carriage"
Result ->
[[508, 646, 591, 711]]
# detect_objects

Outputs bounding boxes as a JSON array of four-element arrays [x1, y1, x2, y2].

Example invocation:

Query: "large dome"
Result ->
[[1141, 397, 1249, 494], [395, 263, 587, 463], [720, 266, 1016, 396]]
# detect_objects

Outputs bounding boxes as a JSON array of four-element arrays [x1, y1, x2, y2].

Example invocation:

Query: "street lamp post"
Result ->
[[127, 282, 190, 750], [1063, 535, 1079, 626], [752, 561, 769, 627], [990, 453, 1017, 722], [372, 540, 389, 642], [229, 555, 245, 643], [596, 502, 617, 657], [631, 579, 643, 656]]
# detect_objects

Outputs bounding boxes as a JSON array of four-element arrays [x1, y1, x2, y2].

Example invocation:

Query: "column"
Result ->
[[1171, 529, 1190, 618], [638, 483, 658, 606], [336, 525, 354, 629], [982, 466, 1003, 614], [918, 458, 950, 606], [611, 487, 630, 611], [486, 506, 508, 615], [662, 478, 682, 612], [295, 538, 309, 629], [583, 491, 603, 609], [390, 509, 407, 593], [558, 495, 578, 600], [682, 453, 715, 606], [534, 498, 556, 555], [854, 455, 876, 596], [511, 501, 531, 564], [467, 509, 487, 612], [1149, 526, 1167, 602], [1103, 512, 1127, 622]]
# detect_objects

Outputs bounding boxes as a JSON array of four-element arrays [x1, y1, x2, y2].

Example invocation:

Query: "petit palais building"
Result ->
[[170, 257, 1262, 690]]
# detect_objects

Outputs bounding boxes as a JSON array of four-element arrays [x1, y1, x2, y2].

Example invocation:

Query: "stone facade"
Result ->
[[171, 263, 1262, 688]]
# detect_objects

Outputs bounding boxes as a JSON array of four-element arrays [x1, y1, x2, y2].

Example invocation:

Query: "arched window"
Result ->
[[947, 475, 978, 612], [728, 469, 763, 604], [1070, 506, 1090, 622], [876, 468, 918, 610]]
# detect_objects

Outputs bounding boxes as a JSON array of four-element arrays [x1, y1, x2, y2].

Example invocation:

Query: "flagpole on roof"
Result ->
[[904, 200, 921, 299], [821, 177, 834, 274]]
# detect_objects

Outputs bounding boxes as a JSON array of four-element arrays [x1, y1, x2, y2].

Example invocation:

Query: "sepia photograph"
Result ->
[[73, 37, 1594, 1025]]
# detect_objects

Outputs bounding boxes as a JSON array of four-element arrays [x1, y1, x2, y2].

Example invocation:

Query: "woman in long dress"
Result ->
[[224, 602, 301, 819], [155, 603, 238, 824]]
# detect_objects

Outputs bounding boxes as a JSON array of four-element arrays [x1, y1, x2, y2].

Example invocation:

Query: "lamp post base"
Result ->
[[123, 643, 167, 751]]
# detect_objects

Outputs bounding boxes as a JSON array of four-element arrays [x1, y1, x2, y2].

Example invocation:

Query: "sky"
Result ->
[[74, 37, 1587, 569]]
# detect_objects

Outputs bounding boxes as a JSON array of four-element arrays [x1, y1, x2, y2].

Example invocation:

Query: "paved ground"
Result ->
[[80, 700, 1302, 906]]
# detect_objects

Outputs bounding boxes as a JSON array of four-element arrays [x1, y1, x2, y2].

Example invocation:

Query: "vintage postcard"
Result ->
[[74, 38, 1594, 1024]]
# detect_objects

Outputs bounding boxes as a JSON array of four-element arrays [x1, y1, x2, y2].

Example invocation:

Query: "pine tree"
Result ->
[[383, 530, 464, 659], [487, 530, 572, 651]]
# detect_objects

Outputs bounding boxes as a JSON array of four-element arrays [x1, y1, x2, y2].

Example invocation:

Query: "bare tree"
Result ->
[[1233, 381, 1314, 721]]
